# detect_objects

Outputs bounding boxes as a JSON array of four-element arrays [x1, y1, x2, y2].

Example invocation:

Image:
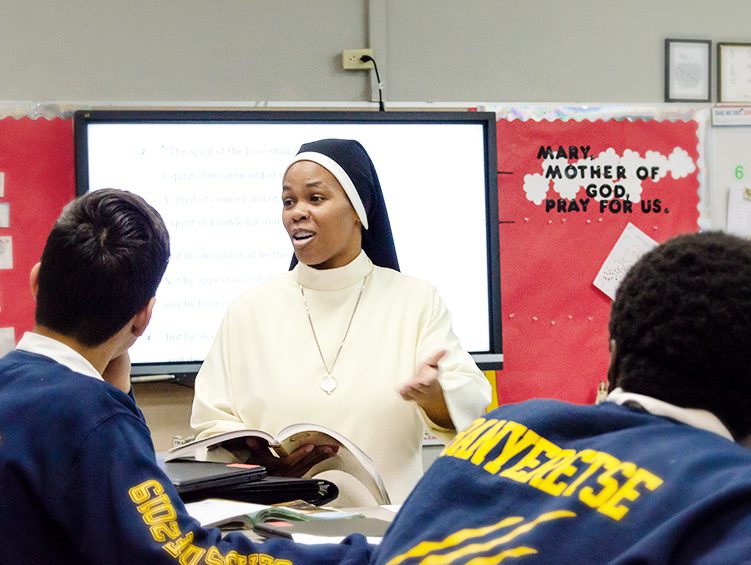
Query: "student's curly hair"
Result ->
[[609, 231, 751, 439]]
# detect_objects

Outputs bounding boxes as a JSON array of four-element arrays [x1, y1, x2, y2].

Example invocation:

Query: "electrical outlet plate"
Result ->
[[342, 49, 374, 70]]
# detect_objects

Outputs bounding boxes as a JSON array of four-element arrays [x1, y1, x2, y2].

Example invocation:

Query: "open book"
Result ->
[[163, 423, 391, 505], [184, 498, 364, 530]]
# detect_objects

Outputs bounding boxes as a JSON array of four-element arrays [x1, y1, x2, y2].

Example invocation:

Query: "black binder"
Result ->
[[177, 475, 340, 506]]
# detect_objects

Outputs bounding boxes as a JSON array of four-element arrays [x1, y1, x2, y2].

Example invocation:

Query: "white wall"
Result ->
[[2, 0, 750, 104]]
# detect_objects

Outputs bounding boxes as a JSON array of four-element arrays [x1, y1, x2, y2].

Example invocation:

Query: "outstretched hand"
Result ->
[[399, 349, 454, 429], [244, 437, 339, 477]]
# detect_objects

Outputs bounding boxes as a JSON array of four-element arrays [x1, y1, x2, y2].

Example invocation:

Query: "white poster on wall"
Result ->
[[0, 236, 12, 269], [593, 223, 658, 300], [0, 327, 15, 356], [726, 185, 751, 239]]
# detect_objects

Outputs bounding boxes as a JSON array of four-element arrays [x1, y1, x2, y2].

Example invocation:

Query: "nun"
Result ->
[[191, 138, 491, 505]]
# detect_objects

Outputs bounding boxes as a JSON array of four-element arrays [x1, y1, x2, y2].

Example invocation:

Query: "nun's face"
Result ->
[[282, 161, 362, 269]]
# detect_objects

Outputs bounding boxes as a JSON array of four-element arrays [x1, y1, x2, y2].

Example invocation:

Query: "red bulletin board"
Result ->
[[0, 117, 76, 344], [494, 116, 701, 405]]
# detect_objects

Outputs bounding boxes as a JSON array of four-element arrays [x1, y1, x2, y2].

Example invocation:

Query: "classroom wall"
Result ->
[[134, 381, 194, 451], [1, 0, 751, 104], [3, 0, 748, 453]]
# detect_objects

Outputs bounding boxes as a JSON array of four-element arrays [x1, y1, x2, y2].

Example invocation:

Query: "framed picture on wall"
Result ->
[[718, 42, 751, 103], [665, 39, 711, 102]]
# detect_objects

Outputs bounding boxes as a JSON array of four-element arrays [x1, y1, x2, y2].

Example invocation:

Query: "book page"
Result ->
[[184, 498, 362, 529], [163, 428, 277, 462], [185, 499, 266, 528], [278, 425, 391, 505]]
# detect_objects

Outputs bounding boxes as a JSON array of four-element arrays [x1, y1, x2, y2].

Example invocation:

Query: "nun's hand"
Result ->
[[244, 437, 338, 477], [399, 349, 454, 429]]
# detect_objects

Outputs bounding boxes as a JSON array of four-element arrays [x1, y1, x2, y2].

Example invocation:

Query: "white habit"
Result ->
[[191, 251, 491, 504]]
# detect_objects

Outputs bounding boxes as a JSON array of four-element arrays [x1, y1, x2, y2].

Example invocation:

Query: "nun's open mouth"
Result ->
[[292, 230, 315, 246]]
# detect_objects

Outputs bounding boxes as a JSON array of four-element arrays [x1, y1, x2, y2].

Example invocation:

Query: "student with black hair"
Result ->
[[373, 231, 751, 563], [0, 189, 372, 563], [191, 139, 491, 504]]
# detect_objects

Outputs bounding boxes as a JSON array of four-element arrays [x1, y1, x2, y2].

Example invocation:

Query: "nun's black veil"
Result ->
[[287, 138, 400, 271]]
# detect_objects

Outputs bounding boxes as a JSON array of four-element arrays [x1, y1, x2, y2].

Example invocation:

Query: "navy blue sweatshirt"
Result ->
[[0, 350, 372, 564], [374, 399, 751, 564]]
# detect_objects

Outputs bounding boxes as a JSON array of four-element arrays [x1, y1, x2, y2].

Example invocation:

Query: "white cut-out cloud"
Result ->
[[523, 146, 696, 205], [668, 147, 696, 178], [523, 173, 550, 205]]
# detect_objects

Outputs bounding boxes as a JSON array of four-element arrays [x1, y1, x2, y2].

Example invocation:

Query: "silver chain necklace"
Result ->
[[299, 276, 367, 395]]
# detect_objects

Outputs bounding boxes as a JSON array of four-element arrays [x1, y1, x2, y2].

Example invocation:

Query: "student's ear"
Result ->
[[131, 297, 156, 338], [29, 262, 41, 300]]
